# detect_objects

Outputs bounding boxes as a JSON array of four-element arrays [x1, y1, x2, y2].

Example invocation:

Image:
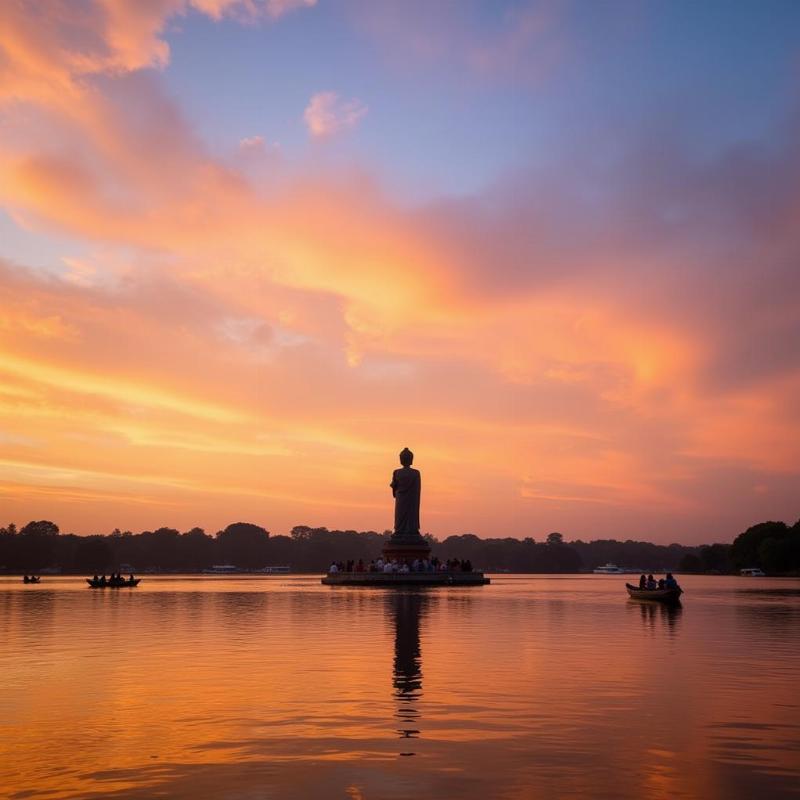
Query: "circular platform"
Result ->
[[321, 571, 490, 587]]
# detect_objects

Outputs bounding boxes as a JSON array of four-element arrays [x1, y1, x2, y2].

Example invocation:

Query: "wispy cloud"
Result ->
[[304, 91, 368, 138]]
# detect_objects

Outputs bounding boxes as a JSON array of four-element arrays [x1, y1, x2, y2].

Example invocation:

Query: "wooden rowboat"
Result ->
[[86, 578, 140, 588], [626, 583, 682, 603]]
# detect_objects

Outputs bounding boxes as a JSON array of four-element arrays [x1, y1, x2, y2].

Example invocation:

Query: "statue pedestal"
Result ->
[[382, 534, 431, 564]]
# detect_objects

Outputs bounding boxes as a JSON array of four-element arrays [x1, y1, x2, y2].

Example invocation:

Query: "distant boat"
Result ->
[[740, 567, 766, 577], [593, 563, 624, 574], [201, 565, 290, 574], [626, 583, 682, 603], [87, 578, 140, 588], [22, 576, 40, 584]]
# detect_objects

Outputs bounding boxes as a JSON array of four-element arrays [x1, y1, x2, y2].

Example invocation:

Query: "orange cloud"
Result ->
[[0, 0, 316, 106]]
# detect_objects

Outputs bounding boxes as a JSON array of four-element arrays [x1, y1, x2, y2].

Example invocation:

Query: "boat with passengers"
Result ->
[[626, 582, 682, 603], [87, 575, 140, 588]]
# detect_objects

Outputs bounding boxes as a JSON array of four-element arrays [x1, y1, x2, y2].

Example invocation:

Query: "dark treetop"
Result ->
[[390, 447, 421, 537]]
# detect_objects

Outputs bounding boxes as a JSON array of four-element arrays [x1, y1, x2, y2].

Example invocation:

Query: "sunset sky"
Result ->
[[0, 0, 798, 542]]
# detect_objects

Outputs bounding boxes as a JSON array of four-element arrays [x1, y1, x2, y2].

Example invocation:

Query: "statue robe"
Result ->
[[391, 466, 421, 536]]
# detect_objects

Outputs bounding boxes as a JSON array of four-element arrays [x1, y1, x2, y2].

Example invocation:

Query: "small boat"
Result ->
[[22, 576, 41, 584], [740, 567, 766, 577], [86, 578, 141, 588], [626, 583, 682, 603], [594, 563, 624, 574]]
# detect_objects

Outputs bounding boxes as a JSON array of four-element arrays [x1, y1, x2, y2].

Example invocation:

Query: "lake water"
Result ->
[[1, 575, 799, 799]]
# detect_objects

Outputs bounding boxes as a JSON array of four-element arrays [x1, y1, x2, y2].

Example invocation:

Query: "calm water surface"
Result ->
[[1, 575, 799, 799]]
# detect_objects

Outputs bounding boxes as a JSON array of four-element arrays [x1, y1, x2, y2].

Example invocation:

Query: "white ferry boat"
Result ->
[[740, 567, 766, 577], [201, 565, 290, 574], [593, 563, 625, 574]]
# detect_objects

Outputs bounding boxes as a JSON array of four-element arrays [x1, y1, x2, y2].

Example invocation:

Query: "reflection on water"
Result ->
[[390, 592, 426, 753], [630, 597, 683, 637], [1, 575, 799, 800]]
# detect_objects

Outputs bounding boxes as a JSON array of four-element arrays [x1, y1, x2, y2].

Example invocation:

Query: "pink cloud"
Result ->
[[303, 91, 368, 139], [238, 135, 280, 159], [191, 0, 316, 21]]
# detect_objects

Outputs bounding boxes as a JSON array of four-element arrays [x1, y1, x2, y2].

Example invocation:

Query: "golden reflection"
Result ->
[[2, 578, 800, 800], [389, 591, 428, 755]]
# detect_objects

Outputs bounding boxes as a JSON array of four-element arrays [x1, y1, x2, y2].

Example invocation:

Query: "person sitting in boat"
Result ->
[[658, 578, 666, 589], [646, 574, 657, 589], [664, 573, 679, 589], [638, 574, 647, 589]]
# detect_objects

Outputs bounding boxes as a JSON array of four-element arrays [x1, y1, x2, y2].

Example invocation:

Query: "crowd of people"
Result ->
[[328, 557, 473, 574], [638, 573, 680, 590]]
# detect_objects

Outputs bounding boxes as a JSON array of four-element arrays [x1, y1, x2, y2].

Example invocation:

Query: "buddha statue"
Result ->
[[391, 447, 421, 536]]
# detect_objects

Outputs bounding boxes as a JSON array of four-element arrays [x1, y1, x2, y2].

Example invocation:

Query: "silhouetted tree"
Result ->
[[698, 543, 732, 573], [217, 522, 270, 568], [731, 521, 788, 570], [180, 527, 215, 570], [4, 518, 797, 575], [75, 536, 112, 573], [20, 520, 59, 537], [679, 553, 702, 573], [14, 520, 60, 569]]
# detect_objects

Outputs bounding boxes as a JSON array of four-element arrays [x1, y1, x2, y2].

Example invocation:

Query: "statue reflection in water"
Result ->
[[389, 591, 428, 756]]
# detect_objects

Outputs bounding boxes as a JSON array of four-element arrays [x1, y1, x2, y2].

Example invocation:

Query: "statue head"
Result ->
[[399, 447, 414, 466]]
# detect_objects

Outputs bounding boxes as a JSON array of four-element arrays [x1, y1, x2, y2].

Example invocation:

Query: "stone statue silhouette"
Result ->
[[390, 448, 421, 536]]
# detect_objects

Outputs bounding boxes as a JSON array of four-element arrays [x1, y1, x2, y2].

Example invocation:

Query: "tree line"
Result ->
[[1, 519, 798, 575]]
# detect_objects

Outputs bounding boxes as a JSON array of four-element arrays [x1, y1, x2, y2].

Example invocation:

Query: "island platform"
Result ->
[[321, 571, 490, 587]]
